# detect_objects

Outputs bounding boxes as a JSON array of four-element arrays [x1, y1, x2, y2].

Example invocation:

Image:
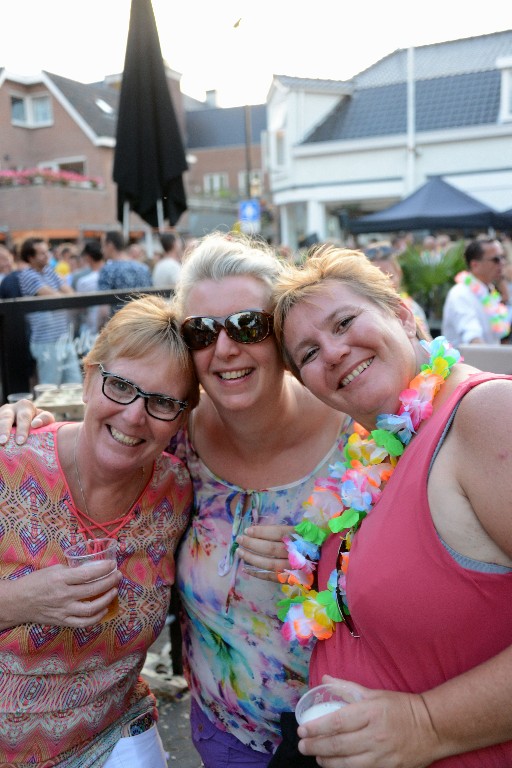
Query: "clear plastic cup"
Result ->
[[64, 538, 119, 622], [7, 392, 34, 403], [295, 684, 348, 725], [33, 384, 58, 397], [241, 515, 279, 576]]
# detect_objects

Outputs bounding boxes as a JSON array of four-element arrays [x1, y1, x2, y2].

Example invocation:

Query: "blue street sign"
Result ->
[[239, 199, 261, 223]]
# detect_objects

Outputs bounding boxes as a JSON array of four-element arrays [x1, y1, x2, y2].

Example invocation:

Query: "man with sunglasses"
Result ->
[[442, 237, 510, 346]]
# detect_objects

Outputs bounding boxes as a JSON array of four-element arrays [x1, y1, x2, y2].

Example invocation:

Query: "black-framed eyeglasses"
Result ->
[[98, 364, 188, 422], [181, 309, 274, 350], [335, 539, 360, 639]]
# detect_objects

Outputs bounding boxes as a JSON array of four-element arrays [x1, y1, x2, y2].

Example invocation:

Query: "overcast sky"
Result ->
[[2, 0, 511, 106]]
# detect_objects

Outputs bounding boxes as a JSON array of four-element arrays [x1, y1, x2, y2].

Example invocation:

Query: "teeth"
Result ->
[[110, 426, 142, 446], [219, 369, 251, 380], [341, 358, 373, 388]]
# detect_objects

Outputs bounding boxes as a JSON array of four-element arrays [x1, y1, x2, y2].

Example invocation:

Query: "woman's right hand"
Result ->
[[0, 399, 55, 446], [0, 561, 122, 629]]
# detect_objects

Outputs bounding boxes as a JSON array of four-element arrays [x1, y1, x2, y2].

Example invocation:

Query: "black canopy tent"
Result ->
[[113, 0, 188, 231], [348, 178, 507, 234]]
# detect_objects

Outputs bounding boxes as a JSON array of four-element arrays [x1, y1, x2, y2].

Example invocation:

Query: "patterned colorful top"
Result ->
[[0, 424, 192, 767], [173, 418, 352, 755]]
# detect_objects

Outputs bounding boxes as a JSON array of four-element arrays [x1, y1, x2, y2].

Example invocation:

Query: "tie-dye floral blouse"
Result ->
[[173, 417, 352, 755]]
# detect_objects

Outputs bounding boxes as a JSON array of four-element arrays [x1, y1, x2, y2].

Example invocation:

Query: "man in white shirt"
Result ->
[[442, 238, 508, 346], [152, 232, 182, 289]]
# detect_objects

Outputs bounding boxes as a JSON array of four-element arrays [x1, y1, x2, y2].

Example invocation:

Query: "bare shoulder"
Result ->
[[449, 376, 512, 559], [453, 376, 512, 442]]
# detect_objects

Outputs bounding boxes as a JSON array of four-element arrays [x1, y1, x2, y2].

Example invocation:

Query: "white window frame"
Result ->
[[497, 57, 512, 122], [203, 172, 229, 195], [10, 91, 53, 128], [238, 169, 262, 197], [39, 156, 88, 175]]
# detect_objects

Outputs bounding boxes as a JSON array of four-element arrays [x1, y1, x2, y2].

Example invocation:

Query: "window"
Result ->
[[203, 173, 229, 196], [238, 170, 262, 197], [11, 96, 26, 123], [275, 130, 286, 167], [498, 57, 512, 122], [10, 93, 53, 127]]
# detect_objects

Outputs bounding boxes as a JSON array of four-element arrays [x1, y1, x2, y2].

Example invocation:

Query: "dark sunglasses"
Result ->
[[335, 539, 360, 638], [181, 309, 274, 350]]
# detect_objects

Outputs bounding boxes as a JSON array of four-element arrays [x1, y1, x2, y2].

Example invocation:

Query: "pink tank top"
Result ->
[[312, 373, 512, 767]]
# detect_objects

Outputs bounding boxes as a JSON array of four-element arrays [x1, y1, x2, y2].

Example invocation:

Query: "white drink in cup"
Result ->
[[295, 683, 349, 725]]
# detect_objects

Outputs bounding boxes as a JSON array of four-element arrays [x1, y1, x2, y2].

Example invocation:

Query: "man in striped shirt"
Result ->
[[18, 238, 82, 385]]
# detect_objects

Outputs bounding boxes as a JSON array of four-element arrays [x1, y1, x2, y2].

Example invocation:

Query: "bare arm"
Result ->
[[0, 400, 55, 445]]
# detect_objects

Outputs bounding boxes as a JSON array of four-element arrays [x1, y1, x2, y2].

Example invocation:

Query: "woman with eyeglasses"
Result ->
[[268, 245, 512, 767], [0, 295, 198, 767], [1, 234, 353, 768]]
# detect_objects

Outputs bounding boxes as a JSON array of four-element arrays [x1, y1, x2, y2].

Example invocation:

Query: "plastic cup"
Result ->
[[64, 538, 119, 622], [33, 384, 58, 397], [295, 684, 348, 725], [241, 515, 279, 576], [7, 392, 34, 403]]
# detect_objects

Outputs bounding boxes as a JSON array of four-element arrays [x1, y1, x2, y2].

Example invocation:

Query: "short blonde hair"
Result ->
[[272, 244, 403, 379], [173, 231, 283, 319], [83, 294, 199, 408]]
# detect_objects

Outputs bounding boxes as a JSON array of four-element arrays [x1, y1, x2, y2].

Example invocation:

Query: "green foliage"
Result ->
[[399, 242, 466, 321]]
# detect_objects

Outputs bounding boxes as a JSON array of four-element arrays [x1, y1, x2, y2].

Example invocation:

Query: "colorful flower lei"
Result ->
[[455, 271, 510, 337], [277, 337, 461, 645]]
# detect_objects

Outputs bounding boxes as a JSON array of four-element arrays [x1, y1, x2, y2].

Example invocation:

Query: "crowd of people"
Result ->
[[0, 231, 192, 388], [0, 229, 512, 768]]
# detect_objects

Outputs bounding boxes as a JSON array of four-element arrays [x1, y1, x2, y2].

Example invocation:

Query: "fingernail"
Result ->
[[0, 434, 7, 445], [16, 436, 25, 445]]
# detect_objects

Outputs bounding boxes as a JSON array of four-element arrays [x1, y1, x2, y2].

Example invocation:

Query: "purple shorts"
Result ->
[[190, 698, 273, 768]]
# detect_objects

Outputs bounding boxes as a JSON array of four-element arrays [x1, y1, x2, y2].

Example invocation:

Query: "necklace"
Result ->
[[277, 336, 460, 644], [73, 427, 145, 539], [455, 271, 510, 337]]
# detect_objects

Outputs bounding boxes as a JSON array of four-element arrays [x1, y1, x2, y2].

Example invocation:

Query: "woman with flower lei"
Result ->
[[267, 245, 512, 768]]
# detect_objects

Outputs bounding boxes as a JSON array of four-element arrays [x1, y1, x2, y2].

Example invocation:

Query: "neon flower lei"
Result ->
[[277, 337, 461, 645], [455, 271, 510, 337]]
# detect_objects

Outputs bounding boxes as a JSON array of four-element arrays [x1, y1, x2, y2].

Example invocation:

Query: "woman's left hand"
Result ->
[[297, 676, 440, 768], [236, 523, 292, 582]]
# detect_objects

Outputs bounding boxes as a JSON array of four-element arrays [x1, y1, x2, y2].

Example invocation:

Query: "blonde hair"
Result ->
[[173, 231, 283, 319], [83, 294, 199, 408], [272, 244, 404, 378]]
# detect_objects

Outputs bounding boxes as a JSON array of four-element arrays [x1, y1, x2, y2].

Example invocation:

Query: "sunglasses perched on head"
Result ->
[[181, 309, 273, 350]]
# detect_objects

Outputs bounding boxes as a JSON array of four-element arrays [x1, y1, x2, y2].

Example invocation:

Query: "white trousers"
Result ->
[[103, 724, 168, 768]]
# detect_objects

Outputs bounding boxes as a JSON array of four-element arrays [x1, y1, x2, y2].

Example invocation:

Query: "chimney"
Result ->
[[205, 89, 217, 107]]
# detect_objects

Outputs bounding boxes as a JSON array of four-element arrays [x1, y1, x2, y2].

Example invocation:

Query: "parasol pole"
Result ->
[[123, 200, 130, 243], [156, 199, 164, 232]]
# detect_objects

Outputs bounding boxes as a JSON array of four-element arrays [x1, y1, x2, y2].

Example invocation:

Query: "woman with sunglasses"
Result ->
[[166, 232, 352, 768], [269, 245, 512, 767], [0, 295, 198, 767], [2, 233, 352, 768]]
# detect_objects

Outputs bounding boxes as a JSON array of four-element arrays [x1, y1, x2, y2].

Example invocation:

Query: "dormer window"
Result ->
[[10, 93, 53, 127], [497, 56, 512, 122]]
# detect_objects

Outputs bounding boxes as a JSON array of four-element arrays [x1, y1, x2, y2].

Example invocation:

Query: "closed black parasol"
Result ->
[[113, 0, 188, 228]]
